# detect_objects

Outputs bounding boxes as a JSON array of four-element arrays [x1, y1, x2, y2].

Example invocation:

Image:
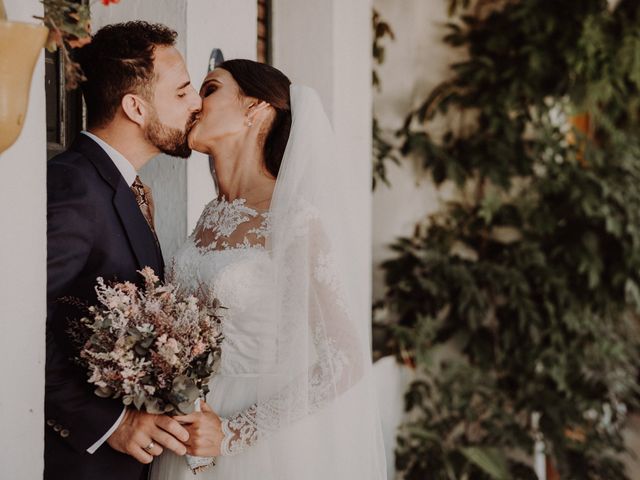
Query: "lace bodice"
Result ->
[[171, 197, 363, 458], [191, 197, 270, 252], [171, 198, 276, 377]]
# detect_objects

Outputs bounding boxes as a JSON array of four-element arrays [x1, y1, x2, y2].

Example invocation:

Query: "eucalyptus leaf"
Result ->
[[94, 386, 113, 398], [144, 398, 165, 415]]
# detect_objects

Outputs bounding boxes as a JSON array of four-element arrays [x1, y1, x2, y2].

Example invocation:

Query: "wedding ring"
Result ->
[[143, 441, 155, 452]]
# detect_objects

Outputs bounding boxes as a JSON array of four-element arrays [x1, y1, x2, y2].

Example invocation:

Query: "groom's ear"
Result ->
[[121, 93, 148, 127]]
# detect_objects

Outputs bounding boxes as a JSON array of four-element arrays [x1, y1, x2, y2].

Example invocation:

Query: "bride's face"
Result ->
[[188, 68, 248, 153]]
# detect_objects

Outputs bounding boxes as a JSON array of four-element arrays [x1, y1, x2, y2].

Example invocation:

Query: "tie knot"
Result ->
[[132, 176, 150, 201], [131, 176, 156, 234], [132, 175, 145, 189]]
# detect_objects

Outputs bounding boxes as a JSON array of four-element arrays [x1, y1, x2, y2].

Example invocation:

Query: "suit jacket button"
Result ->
[[60, 429, 70, 438], [46, 419, 56, 427], [53, 424, 62, 432]]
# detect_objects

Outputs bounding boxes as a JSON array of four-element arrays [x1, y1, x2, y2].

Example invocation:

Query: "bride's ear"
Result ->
[[251, 100, 271, 112], [246, 100, 272, 123], [121, 93, 147, 127]]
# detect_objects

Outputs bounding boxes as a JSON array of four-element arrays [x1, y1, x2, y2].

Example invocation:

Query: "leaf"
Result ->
[[625, 279, 640, 313], [133, 393, 146, 410], [450, 241, 479, 262], [144, 398, 165, 415], [490, 226, 523, 244], [460, 447, 510, 480], [94, 386, 113, 398]]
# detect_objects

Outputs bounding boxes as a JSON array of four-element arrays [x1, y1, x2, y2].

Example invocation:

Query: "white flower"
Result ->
[[137, 323, 154, 334], [158, 337, 182, 366], [166, 338, 180, 353], [145, 300, 163, 315], [144, 385, 156, 395], [88, 368, 107, 388]]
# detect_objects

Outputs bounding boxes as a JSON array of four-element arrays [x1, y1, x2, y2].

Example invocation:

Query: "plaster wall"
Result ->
[[0, 1, 47, 478]]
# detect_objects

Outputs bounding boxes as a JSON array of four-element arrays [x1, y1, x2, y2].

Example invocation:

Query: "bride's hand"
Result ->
[[174, 401, 224, 457]]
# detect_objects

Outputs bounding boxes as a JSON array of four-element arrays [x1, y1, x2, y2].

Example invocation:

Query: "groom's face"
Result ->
[[143, 46, 202, 158]]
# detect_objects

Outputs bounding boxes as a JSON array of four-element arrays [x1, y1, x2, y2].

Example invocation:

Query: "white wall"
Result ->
[[0, 1, 47, 478], [272, 0, 373, 317], [271, 1, 336, 116], [92, 0, 188, 52], [372, 0, 459, 300], [185, 0, 257, 232]]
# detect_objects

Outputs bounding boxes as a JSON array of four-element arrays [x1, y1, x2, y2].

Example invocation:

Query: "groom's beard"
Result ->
[[144, 111, 198, 159]]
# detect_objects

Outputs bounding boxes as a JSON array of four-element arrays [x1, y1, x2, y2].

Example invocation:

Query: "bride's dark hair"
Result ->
[[219, 59, 292, 178]]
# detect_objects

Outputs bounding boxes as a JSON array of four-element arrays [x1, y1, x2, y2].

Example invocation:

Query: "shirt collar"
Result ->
[[81, 131, 137, 187]]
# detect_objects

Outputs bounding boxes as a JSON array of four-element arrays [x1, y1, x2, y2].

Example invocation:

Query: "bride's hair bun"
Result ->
[[218, 59, 292, 178]]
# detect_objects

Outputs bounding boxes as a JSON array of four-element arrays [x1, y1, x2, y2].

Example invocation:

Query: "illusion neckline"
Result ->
[[215, 196, 271, 214]]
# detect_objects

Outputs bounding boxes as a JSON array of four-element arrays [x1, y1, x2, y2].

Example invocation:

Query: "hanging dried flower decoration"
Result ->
[[33, 0, 120, 90]]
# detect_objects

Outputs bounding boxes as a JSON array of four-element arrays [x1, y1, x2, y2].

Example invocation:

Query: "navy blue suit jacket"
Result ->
[[45, 134, 164, 480]]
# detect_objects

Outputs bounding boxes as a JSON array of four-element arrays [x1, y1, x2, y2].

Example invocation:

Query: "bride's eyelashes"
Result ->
[[202, 84, 217, 98]]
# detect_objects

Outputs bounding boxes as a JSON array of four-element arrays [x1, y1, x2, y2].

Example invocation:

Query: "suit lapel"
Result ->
[[71, 135, 164, 276]]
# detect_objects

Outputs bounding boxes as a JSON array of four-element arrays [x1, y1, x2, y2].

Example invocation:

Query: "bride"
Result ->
[[150, 59, 386, 479]]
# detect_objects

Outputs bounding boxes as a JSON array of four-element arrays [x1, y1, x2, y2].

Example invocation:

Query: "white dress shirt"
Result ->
[[81, 131, 135, 453]]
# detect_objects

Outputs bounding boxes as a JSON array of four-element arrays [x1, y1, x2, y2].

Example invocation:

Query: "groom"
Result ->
[[46, 22, 201, 480]]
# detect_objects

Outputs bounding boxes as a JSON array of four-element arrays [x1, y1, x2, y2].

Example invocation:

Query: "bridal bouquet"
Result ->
[[71, 267, 224, 473], [73, 267, 224, 414]]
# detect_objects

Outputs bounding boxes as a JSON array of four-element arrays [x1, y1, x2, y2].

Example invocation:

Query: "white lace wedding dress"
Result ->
[[149, 197, 275, 480], [150, 85, 386, 480], [150, 196, 377, 479]]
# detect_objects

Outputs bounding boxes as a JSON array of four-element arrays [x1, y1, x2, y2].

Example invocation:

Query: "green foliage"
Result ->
[[378, 0, 640, 478], [373, 116, 400, 190], [373, 8, 396, 90], [372, 9, 399, 190]]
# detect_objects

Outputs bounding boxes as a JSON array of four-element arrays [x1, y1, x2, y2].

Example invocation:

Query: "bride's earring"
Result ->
[[245, 115, 253, 127]]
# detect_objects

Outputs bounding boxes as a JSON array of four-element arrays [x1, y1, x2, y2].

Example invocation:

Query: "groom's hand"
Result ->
[[174, 401, 224, 457], [107, 409, 189, 464]]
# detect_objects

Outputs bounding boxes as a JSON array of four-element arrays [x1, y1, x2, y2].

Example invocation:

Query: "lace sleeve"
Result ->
[[218, 218, 365, 456]]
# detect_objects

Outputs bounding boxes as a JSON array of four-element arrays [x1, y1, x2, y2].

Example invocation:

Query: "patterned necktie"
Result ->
[[131, 176, 157, 234]]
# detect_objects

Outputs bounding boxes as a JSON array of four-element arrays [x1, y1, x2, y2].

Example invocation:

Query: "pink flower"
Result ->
[[192, 341, 206, 356]]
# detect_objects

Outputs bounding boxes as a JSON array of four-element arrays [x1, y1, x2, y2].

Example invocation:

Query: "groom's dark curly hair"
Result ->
[[75, 21, 177, 129]]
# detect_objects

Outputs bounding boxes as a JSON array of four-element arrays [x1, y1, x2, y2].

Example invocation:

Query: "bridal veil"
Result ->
[[249, 85, 387, 479]]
